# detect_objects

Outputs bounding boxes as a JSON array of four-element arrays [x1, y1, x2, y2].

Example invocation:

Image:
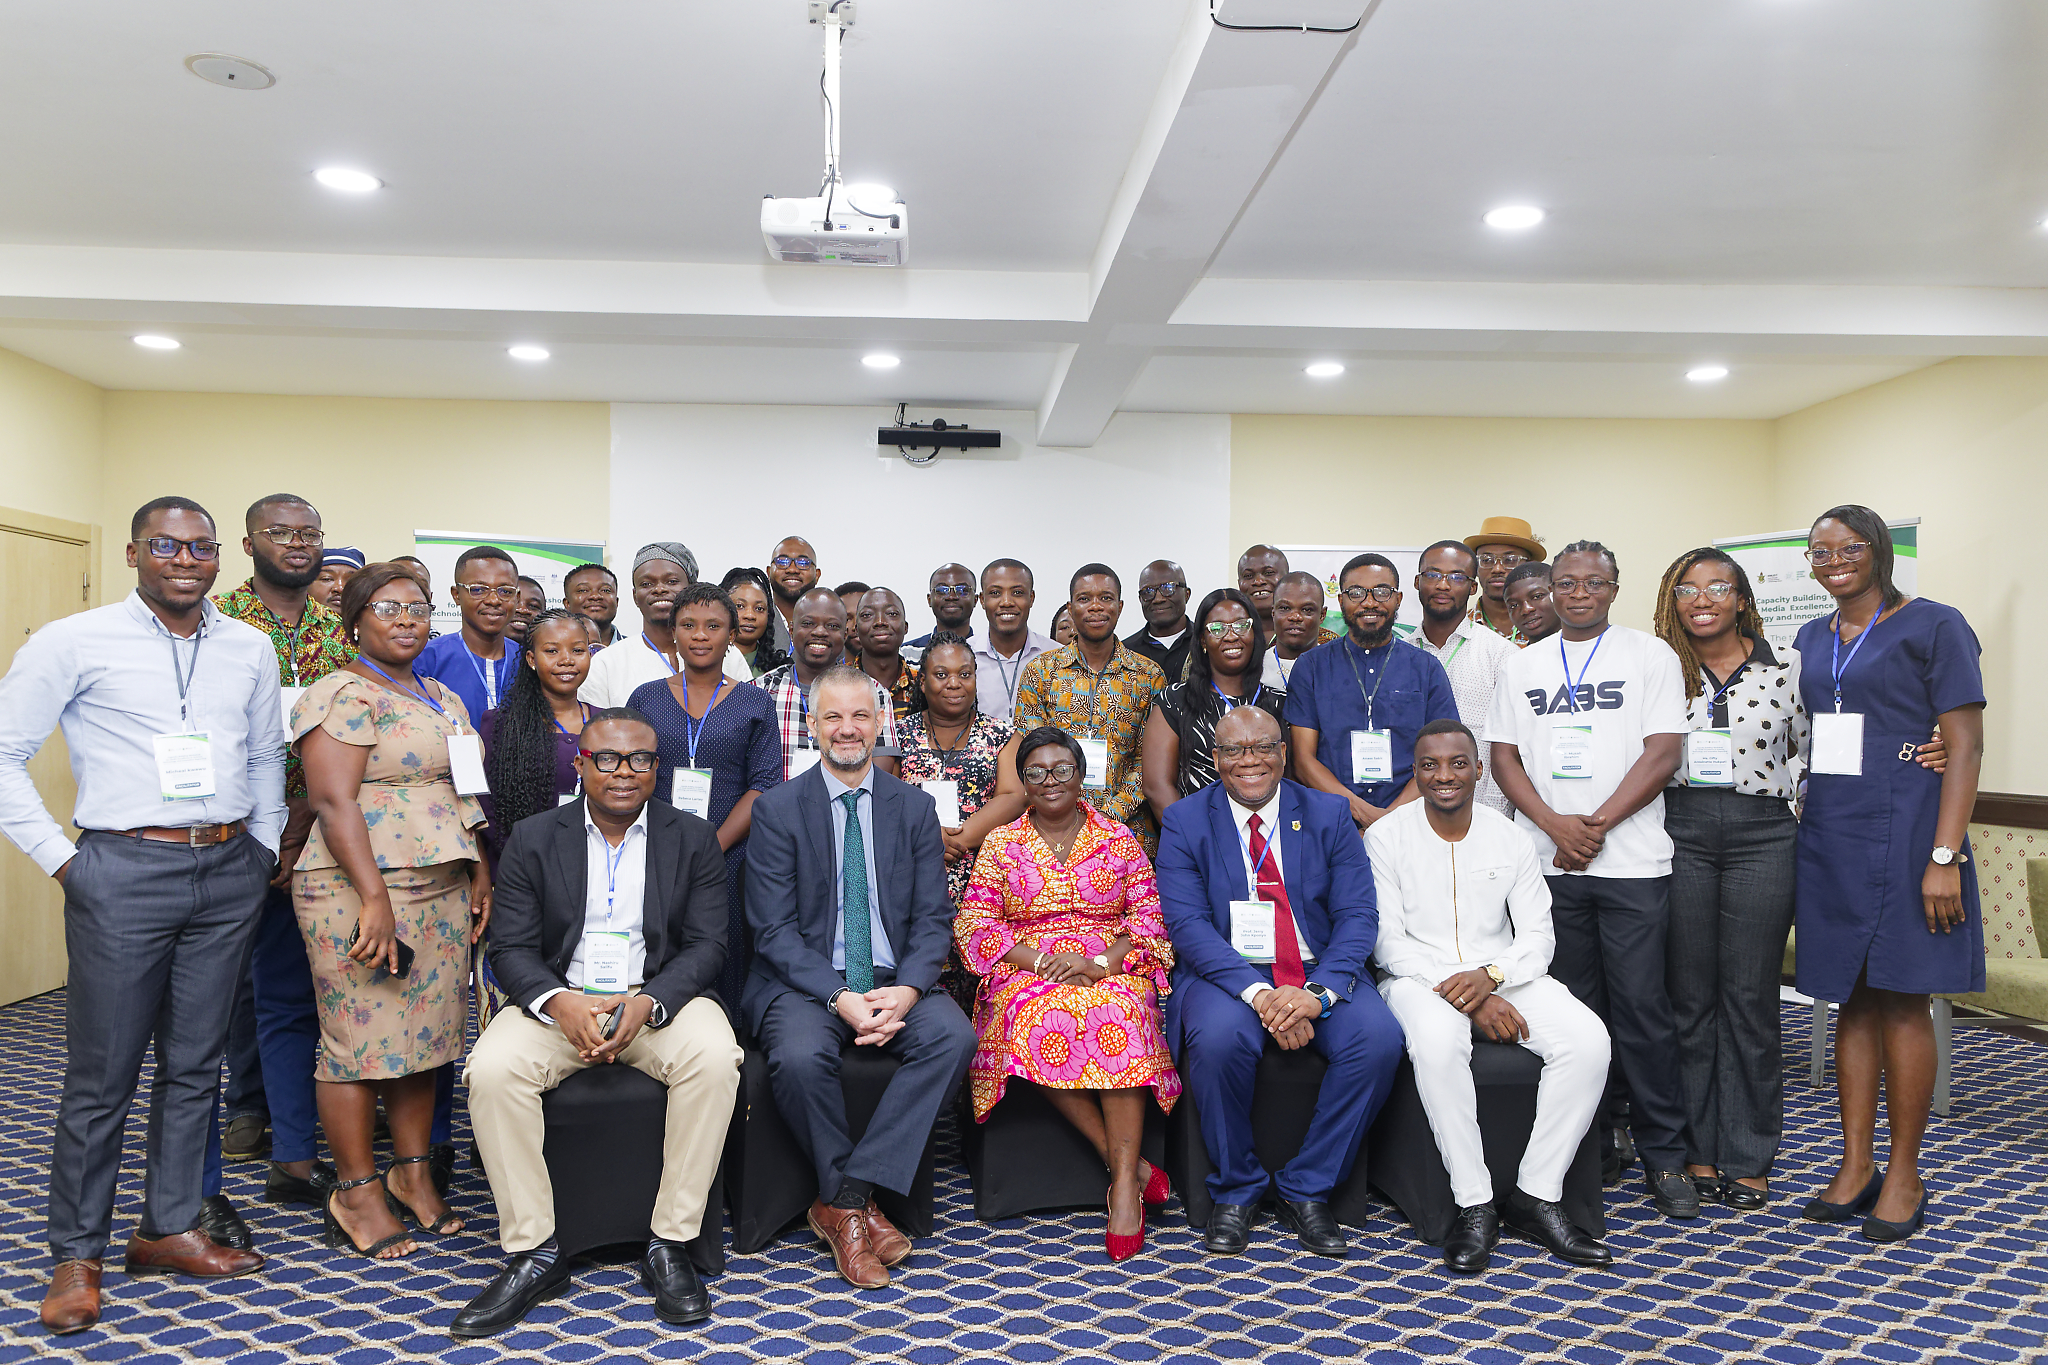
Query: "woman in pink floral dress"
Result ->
[[956, 726, 1180, 1260]]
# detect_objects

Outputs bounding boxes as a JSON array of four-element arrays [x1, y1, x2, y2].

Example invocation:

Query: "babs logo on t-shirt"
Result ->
[[1523, 681, 1627, 715]]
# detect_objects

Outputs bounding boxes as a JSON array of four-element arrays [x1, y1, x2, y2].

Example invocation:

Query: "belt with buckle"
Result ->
[[92, 820, 248, 847]]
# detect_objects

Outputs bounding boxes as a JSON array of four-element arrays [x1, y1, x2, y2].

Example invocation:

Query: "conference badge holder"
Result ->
[[153, 732, 217, 801], [922, 778, 961, 827], [1549, 717, 1595, 780], [1078, 736, 1111, 790], [789, 748, 822, 778], [1811, 712, 1865, 776], [581, 931, 631, 996], [1350, 729, 1393, 784], [1684, 729, 1735, 787], [672, 767, 714, 819], [446, 732, 490, 795], [1230, 899, 1276, 963], [280, 686, 307, 734]]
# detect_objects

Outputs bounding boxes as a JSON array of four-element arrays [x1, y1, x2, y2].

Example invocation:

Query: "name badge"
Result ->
[[1078, 735, 1112, 790], [1549, 716, 1595, 780], [922, 778, 961, 827], [153, 732, 217, 800], [581, 931, 631, 995], [1350, 729, 1393, 784], [280, 686, 307, 734], [558, 790, 580, 807], [1811, 712, 1864, 776], [671, 767, 714, 819], [789, 748, 822, 778], [1685, 729, 1735, 787], [445, 732, 490, 795], [1229, 899, 1275, 962]]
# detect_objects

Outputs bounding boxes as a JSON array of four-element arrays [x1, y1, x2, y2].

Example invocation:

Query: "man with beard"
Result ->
[[903, 563, 979, 658], [752, 588, 899, 781], [766, 536, 823, 654], [1504, 562, 1561, 645], [1237, 544, 1289, 643], [1123, 559, 1195, 683], [1261, 571, 1340, 693], [856, 588, 924, 715], [582, 544, 749, 709], [563, 562, 620, 648], [1410, 541, 1519, 815], [1464, 517, 1546, 645], [1285, 554, 1458, 832]]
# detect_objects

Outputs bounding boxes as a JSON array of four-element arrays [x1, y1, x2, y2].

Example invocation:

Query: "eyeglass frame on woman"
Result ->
[[1203, 619, 1255, 639], [578, 749, 660, 773], [134, 536, 221, 561], [1803, 542, 1870, 566], [1021, 762, 1079, 785], [1672, 581, 1736, 602], [366, 601, 435, 621]]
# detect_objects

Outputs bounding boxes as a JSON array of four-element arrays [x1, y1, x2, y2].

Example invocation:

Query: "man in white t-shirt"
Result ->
[[581, 543, 750, 709], [1410, 541, 1520, 815], [1483, 541, 1696, 1221], [1369, 720, 1611, 1273]]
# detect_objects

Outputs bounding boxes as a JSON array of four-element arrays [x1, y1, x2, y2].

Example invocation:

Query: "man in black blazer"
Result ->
[[454, 709, 742, 1338], [744, 666, 975, 1290]]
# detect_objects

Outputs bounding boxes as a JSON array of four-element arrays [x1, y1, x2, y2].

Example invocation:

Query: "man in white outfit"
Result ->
[[1367, 719, 1612, 1273]]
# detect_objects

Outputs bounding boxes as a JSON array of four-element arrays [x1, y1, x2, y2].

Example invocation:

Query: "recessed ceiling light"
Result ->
[[314, 167, 382, 193], [507, 345, 550, 362], [1687, 365, 1730, 383], [133, 335, 181, 350], [862, 353, 901, 369], [1483, 205, 1545, 231], [1304, 361, 1345, 378], [184, 53, 276, 90]]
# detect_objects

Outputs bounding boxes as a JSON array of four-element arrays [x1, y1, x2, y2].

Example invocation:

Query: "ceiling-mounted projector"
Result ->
[[763, 1, 909, 267]]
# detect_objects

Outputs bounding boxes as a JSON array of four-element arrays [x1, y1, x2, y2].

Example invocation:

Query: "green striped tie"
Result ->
[[840, 790, 874, 993]]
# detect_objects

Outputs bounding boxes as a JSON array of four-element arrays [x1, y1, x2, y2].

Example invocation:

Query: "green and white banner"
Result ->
[[1714, 519, 1918, 655], [411, 531, 608, 639]]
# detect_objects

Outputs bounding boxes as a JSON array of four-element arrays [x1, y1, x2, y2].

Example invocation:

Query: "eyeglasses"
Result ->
[[1553, 577, 1616, 596], [1673, 582, 1736, 603], [456, 584, 520, 601], [1137, 582, 1187, 602], [1477, 552, 1530, 570], [136, 536, 221, 561], [579, 749, 659, 773], [1804, 542, 1870, 566], [1021, 762, 1079, 784], [930, 585, 976, 598], [771, 555, 817, 570], [1340, 585, 1399, 604], [1214, 741, 1285, 760], [1418, 569, 1474, 588], [256, 527, 326, 547], [366, 601, 434, 621], [1204, 620, 1255, 639]]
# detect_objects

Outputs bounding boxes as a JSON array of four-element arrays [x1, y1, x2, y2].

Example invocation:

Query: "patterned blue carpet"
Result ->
[[0, 992, 2043, 1364]]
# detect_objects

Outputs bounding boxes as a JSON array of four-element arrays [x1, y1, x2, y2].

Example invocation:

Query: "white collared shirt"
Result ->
[[527, 804, 655, 1022], [971, 630, 1055, 724], [1366, 800, 1554, 988], [1225, 790, 1311, 1004], [1413, 616, 1519, 815]]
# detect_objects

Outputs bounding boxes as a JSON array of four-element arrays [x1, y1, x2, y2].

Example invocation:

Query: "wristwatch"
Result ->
[[1303, 981, 1337, 1018], [1931, 845, 1967, 866], [1484, 964, 1506, 986], [1089, 954, 1111, 971]]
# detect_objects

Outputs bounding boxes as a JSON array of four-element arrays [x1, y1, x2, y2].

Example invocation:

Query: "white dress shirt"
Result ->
[[1367, 800, 1554, 988], [0, 591, 287, 874], [527, 804, 660, 1022], [1226, 790, 1312, 1004], [972, 630, 1055, 724], [582, 632, 751, 709], [1412, 616, 1519, 815]]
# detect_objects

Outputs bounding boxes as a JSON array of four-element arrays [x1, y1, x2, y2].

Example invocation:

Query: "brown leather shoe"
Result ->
[[863, 1200, 912, 1267], [123, 1228, 264, 1278], [806, 1200, 888, 1289], [40, 1259, 101, 1334]]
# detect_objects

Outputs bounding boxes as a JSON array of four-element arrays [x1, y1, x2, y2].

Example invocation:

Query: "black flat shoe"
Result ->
[[262, 1161, 338, 1206], [449, 1253, 575, 1338], [1273, 1199, 1348, 1257], [640, 1241, 712, 1324], [1690, 1173, 1728, 1206], [1501, 1190, 1612, 1267], [1860, 1189, 1929, 1243], [1645, 1169, 1700, 1219], [1800, 1170, 1883, 1223], [198, 1195, 254, 1252], [1442, 1204, 1498, 1274], [1201, 1203, 1255, 1255], [1724, 1180, 1770, 1212]]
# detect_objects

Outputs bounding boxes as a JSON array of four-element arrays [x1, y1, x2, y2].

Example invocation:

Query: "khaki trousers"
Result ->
[[463, 996, 741, 1252]]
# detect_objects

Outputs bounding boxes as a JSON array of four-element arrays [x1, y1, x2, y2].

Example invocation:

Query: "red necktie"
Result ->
[[1246, 814, 1306, 988]]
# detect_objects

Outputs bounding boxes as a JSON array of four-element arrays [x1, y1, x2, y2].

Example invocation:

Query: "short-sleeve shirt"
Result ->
[[1282, 636, 1460, 807], [414, 633, 521, 732], [1483, 624, 1689, 879]]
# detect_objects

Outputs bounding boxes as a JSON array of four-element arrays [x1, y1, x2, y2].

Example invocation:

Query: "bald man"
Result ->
[[904, 563, 979, 659], [1124, 559, 1194, 683], [766, 537, 822, 654]]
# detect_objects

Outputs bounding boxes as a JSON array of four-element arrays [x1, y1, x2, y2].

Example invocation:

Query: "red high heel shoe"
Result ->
[[1140, 1162, 1170, 1208], [1105, 1187, 1146, 1262]]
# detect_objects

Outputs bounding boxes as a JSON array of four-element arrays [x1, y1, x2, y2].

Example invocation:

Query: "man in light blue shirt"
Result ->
[[0, 497, 284, 1333]]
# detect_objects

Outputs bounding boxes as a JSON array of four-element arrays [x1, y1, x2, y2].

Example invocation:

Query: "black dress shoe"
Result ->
[[1645, 1169, 1701, 1219], [1501, 1190, 1612, 1267], [1273, 1199, 1348, 1257], [262, 1161, 338, 1206], [1691, 1173, 1728, 1206], [1723, 1179, 1769, 1212], [197, 1195, 254, 1252], [640, 1240, 712, 1324], [1202, 1203, 1255, 1254], [1442, 1204, 1498, 1274], [429, 1143, 457, 1199], [449, 1253, 575, 1339]]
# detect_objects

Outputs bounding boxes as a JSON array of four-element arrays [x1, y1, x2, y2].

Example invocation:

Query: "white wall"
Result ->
[[609, 404, 1232, 640]]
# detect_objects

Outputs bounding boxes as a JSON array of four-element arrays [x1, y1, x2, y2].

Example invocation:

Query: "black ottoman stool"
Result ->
[[962, 1083, 1166, 1221]]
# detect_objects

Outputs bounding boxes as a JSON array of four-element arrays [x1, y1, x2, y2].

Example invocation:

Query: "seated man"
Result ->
[[1367, 719, 1611, 1273], [744, 666, 975, 1290], [455, 708, 742, 1338], [1155, 707, 1404, 1257]]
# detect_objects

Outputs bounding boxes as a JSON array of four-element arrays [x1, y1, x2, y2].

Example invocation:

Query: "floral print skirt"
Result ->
[[294, 860, 472, 1083], [968, 968, 1180, 1121]]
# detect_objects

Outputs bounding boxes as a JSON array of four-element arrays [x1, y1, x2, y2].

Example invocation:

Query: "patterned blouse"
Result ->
[[896, 711, 1014, 907], [1667, 637, 1810, 801], [214, 580, 355, 797], [1151, 681, 1287, 796], [1014, 642, 1167, 844]]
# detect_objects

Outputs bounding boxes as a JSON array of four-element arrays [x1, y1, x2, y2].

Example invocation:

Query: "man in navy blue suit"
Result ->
[[1156, 706, 1404, 1257]]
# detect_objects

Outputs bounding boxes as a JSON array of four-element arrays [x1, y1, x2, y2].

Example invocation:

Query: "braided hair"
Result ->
[[484, 609, 589, 838], [1652, 548, 1765, 701]]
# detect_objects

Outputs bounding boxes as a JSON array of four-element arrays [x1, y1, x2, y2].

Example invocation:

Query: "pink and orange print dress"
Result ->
[[955, 803, 1181, 1120]]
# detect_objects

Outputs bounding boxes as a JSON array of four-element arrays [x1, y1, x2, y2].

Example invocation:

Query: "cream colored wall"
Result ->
[[0, 346, 103, 527], [98, 392, 612, 595], [1228, 415, 1777, 633], [1774, 357, 2047, 794]]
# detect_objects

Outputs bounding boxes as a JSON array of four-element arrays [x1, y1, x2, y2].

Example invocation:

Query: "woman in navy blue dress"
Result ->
[[1793, 505, 1985, 1243], [628, 583, 783, 1012]]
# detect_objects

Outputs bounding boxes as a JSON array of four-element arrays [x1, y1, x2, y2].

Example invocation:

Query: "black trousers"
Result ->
[[1546, 872, 1689, 1173], [50, 831, 270, 1259], [754, 978, 974, 1199]]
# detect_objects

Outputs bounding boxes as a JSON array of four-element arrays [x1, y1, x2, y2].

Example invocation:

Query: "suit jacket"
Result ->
[[1154, 778, 1378, 1044], [486, 798, 727, 1024], [741, 762, 953, 1035]]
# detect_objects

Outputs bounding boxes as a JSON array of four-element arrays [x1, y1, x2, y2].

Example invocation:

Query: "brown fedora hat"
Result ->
[[1463, 516, 1545, 562]]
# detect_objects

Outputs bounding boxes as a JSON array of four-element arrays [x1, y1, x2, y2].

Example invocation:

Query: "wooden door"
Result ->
[[0, 509, 94, 1005]]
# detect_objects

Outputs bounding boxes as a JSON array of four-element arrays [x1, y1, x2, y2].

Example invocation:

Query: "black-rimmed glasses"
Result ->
[[579, 749, 659, 773], [136, 536, 220, 561]]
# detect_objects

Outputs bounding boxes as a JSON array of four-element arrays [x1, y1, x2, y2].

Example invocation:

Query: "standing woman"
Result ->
[[1793, 505, 1984, 1242], [480, 609, 595, 865], [1142, 589, 1286, 821], [722, 567, 789, 677], [894, 631, 1029, 1012], [628, 583, 781, 1009], [293, 562, 489, 1257]]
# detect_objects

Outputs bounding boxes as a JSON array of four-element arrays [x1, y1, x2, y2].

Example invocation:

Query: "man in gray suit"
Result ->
[[744, 666, 974, 1291]]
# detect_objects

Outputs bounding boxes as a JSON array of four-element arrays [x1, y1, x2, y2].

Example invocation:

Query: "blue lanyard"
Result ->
[[1340, 638, 1391, 728], [464, 642, 508, 710], [1238, 814, 1281, 894], [1702, 662, 1747, 719], [356, 657, 447, 715], [1829, 611, 1878, 713], [681, 675, 726, 767], [553, 703, 591, 737], [644, 633, 679, 675], [1559, 630, 1607, 714], [1214, 682, 1263, 711], [598, 828, 628, 927]]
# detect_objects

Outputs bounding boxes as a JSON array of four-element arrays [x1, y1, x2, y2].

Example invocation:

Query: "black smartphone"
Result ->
[[345, 921, 415, 977], [600, 1005, 623, 1040]]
